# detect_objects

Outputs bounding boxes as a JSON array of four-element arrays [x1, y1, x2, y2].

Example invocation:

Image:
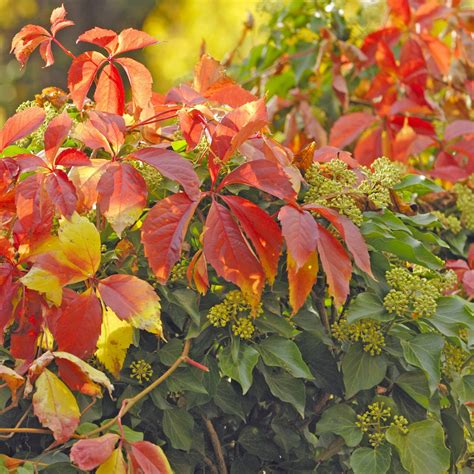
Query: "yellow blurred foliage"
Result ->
[[143, 0, 266, 91]]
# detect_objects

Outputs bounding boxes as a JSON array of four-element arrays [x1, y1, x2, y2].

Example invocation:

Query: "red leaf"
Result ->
[[186, 250, 209, 295], [130, 147, 201, 201], [55, 148, 91, 167], [389, 115, 435, 136], [303, 204, 372, 277], [316, 224, 352, 306], [11, 25, 50, 67], [97, 162, 147, 236], [329, 112, 376, 148], [54, 291, 102, 359], [94, 63, 125, 115], [388, 0, 411, 24], [77, 27, 118, 52], [203, 201, 265, 305], [222, 195, 282, 284], [445, 120, 474, 141], [68, 51, 107, 111], [70, 434, 119, 471], [211, 99, 268, 162], [278, 205, 318, 270], [218, 160, 296, 201], [142, 193, 200, 283], [115, 28, 157, 55], [361, 27, 401, 64], [44, 170, 78, 217], [375, 41, 398, 74], [116, 57, 153, 111], [287, 250, 319, 315], [0, 107, 45, 152], [98, 274, 162, 335], [420, 33, 451, 75], [354, 126, 383, 166], [313, 146, 359, 168], [178, 109, 205, 151], [74, 111, 126, 155], [0, 264, 19, 343], [44, 112, 72, 165], [128, 441, 173, 474]]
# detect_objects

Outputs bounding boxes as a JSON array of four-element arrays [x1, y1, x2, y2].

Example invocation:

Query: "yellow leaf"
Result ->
[[58, 212, 101, 278], [96, 448, 127, 474], [32, 369, 80, 443], [0, 365, 24, 403], [95, 308, 133, 377], [20, 213, 101, 305]]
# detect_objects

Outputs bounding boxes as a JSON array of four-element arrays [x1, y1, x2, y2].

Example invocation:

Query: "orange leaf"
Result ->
[[128, 441, 173, 474], [0, 365, 24, 403], [0, 107, 45, 152], [288, 250, 319, 315], [329, 112, 376, 149]]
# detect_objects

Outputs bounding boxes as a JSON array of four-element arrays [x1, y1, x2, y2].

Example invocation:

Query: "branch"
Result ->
[[83, 339, 192, 438], [203, 416, 228, 474]]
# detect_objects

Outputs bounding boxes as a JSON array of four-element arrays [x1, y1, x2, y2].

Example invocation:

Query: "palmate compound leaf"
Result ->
[[95, 307, 133, 377], [20, 212, 101, 305], [32, 368, 80, 443], [98, 274, 162, 336], [70, 433, 119, 471], [142, 192, 200, 284]]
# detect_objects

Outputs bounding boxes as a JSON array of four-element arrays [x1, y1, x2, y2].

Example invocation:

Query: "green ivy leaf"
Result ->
[[255, 313, 299, 338], [256, 336, 313, 379], [171, 288, 201, 325], [452, 374, 474, 405], [346, 293, 391, 323], [316, 404, 362, 447], [342, 344, 387, 397], [350, 446, 391, 474], [215, 380, 246, 421], [401, 334, 444, 394], [395, 371, 431, 409], [259, 364, 306, 417], [386, 420, 450, 474], [429, 296, 474, 338], [163, 408, 195, 452], [218, 344, 260, 394]]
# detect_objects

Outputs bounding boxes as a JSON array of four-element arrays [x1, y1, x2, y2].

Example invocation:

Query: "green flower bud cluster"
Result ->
[[442, 343, 470, 378], [130, 359, 153, 383], [304, 157, 403, 225], [16, 101, 60, 149], [207, 290, 263, 339], [356, 402, 409, 447], [331, 318, 385, 356], [432, 211, 462, 234], [454, 180, 474, 230], [169, 258, 189, 283], [130, 160, 163, 194], [383, 266, 454, 319], [359, 157, 404, 208]]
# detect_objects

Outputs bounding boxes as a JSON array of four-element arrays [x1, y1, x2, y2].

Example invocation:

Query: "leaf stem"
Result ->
[[202, 416, 228, 474], [52, 37, 76, 60]]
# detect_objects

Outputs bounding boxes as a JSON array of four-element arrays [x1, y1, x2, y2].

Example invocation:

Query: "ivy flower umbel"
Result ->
[[331, 318, 385, 356], [356, 402, 409, 447], [442, 343, 471, 379], [207, 290, 263, 339], [130, 360, 153, 383], [383, 266, 456, 319], [454, 177, 474, 230]]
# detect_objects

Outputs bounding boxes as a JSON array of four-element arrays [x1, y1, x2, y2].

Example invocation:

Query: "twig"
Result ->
[[0, 405, 32, 439], [202, 456, 219, 474], [83, 339, 191, 438], [202, 416, 228, 474]]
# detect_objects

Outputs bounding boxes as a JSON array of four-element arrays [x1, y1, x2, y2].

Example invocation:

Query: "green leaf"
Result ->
[[394, 174, 442, 194], [395, 371, 431, 409], [429, 296, 474, 337], [215, 380, 246, 421], [171, 288, 201, 325], [256, 336, 313, 379], [316, 404, 362, 447], [296, 332, 343, 396], [452, 374, 474, 405], [346, 293, 391, 323], [219, 344, 260, 394], [386, 420, 450, 474], [159, 339, 184, 366], [166, 367, 207, 394], [238, 426, 280, 461], [163, 408, 195, 452], [259, 364, 306, 417], [350, 446, 391, 474], [255, 313, 299, 338], [342, 344, 387, 397], [401, 334, 444, 394]]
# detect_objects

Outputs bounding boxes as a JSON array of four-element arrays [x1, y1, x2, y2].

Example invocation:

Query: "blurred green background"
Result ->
[[0, 0, 386, 123]]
